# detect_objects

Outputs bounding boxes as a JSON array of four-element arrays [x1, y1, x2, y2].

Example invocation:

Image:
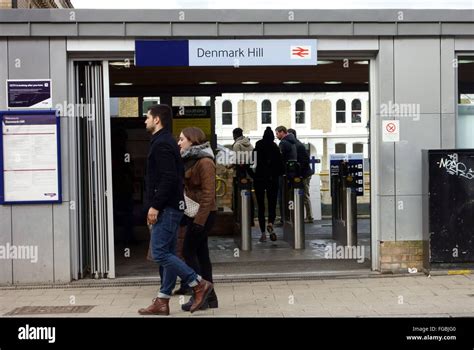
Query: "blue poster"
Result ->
[[0, 110, 61, 204], [7, 79, 52, 109]]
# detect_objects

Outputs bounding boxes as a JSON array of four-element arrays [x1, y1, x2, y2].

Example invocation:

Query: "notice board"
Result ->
[[0, 110, 62, 204]]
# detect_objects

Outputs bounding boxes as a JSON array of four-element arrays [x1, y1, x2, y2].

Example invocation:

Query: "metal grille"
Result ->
[[4, 305, 95, 316]]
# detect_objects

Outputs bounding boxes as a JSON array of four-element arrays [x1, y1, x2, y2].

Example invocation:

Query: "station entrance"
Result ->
[[71, 56, 372, 280]]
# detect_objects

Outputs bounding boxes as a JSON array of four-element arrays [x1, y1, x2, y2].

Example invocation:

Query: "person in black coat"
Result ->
[[252, 127, 285, 242]]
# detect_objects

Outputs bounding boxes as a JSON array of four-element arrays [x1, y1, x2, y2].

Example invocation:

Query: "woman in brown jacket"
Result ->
[[177, 127, 218, 311]]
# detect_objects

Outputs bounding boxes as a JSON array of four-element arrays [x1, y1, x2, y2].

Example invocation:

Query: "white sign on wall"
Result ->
[[382, 120, 400, 142]]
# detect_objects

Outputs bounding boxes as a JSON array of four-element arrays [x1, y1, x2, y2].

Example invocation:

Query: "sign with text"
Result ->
[[7, 79, 52, 109], [172, 106, 212, 143], [0, 110, 62, 204], [136, 39, 318, 67]]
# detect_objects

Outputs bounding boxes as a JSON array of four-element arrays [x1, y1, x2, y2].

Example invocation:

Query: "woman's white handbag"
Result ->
[[184, 194, 200, 218]]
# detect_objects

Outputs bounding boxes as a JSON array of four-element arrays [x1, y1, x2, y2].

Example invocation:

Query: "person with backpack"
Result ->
[[288, 128, 315, 223]]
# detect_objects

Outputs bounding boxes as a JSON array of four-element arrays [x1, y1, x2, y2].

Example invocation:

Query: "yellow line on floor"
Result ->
[[447, 270, 472, 275]]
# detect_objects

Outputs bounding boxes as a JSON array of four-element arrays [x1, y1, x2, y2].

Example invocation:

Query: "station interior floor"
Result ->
[[114, 218, 371, 278]]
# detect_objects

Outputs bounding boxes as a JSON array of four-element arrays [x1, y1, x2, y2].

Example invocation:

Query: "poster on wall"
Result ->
[[0, 110, 62, 204], [172, 106, 212, 142], [7, 79, 52, 109]]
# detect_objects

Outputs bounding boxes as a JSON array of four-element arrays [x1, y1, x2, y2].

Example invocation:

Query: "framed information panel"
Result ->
[[0, 110, 62, 204]]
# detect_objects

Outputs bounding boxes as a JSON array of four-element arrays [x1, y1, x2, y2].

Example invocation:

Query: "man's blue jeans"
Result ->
[[150, 207, 198, 298]]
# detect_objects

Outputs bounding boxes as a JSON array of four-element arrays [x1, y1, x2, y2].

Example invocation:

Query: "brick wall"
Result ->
[[311, 99, 331, 132], [276, 100, 291, 127], [0, 0, 12, 8], [118, 97, 139, 117], [238, 100, 257, 134], [380, 241, 424, 273]]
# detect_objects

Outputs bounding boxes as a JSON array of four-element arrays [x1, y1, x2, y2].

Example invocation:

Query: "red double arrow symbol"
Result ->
[[292, 47, 310, 58]]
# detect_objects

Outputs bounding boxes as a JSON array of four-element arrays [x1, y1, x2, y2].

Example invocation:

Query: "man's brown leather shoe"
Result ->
[[138, 297, 170, 316], [190, 279, 213, 313]]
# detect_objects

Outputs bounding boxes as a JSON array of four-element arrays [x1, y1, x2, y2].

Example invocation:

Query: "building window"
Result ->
[[222, 100, 232, 125], [353, 143, 364, 153], [336, 99, 346, 123], [351, 99, 362, 123], [295, 99, 305, 124], [335, 143, 346, 153], [261, 100, 272, 124]]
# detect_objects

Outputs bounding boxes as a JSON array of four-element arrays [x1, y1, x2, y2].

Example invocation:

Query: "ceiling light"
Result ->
[[241, 81, 260, 85], [283, 81, 301, 85], [114, 82, 133, 86], [459, 59, 474, 64], [317, 60, 334, 65], [354, 60, 369, 65], [109, 61, 133, 67], [324, 81, 342, 84], [199, 81, 217, 85]]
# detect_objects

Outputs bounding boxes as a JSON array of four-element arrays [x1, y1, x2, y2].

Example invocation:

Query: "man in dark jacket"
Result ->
[[274, 126, 298, 226], [275, 126, 297, 166], [138, 104, 213, 316], [288, 128, 315, 223]]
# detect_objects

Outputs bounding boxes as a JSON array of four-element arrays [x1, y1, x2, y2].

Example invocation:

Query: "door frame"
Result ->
[[68, 57, 116, 279]]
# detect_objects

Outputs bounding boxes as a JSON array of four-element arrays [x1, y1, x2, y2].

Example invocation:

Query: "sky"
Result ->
[[71, 0, 474, 9]]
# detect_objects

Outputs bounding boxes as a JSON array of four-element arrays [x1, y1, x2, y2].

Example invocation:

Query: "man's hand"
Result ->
[[147, 207, 159, 225]]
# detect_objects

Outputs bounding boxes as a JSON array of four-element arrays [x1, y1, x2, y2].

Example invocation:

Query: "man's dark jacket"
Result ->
[[294, 137, 314, 179], [145, 128, 184, 212]]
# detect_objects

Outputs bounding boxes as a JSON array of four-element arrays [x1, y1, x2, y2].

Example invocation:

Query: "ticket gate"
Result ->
[[331, 160, 358, 246], [233, 165, 253, 251], [282, 161, 305, 250]]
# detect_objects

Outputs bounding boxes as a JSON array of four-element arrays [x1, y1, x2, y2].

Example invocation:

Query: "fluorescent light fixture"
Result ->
[[459, 59, 474, 64], [114, 82, 133, 86], [241, 81, 260, 85], [199, 81, 217, 85], [324, 81, 342, 84], [109, 61, 133, 67], [354, 60, 369, 65], [283, 81, 301, 84], [317, 60, 334, 65]]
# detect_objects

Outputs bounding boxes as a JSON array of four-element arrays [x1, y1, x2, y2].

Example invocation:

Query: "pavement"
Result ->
[[0, 273, 473, 317]]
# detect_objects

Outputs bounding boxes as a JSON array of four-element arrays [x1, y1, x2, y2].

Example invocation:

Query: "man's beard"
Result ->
[[146, 125, 155, 134]]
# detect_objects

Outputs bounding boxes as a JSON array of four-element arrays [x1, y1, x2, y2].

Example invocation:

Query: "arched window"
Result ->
[[351, 99, 362, 123], [222, 100, 232, 125], [336, 99, 346, 123], [335, 143, 346, 154], [295, 99, 305, 124], [261, 100, 272, 124], [352, 143, 364, 153]]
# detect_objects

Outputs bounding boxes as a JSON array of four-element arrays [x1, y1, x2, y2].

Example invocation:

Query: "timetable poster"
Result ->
[[1, 111, 61, 203]]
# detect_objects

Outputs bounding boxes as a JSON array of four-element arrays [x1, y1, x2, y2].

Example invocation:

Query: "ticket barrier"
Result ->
[[282, 161, 305, 250], [331, 160, 357, 246]]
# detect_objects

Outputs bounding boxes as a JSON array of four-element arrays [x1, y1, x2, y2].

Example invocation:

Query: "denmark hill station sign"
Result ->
[[135, 39, 318, 67]]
